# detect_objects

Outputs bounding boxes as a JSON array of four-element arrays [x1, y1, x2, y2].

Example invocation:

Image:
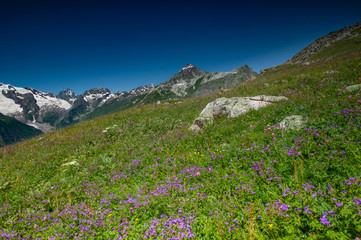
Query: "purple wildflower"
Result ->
[[320, 215, 331, 226]]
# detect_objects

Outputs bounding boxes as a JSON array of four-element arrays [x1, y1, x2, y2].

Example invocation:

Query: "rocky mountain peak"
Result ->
[[173, 63, 205, 80], [129, 84, 155, 95], [83, 88, 111, 96], [181, 63, 196, 70], [57, 88, 78, 102]]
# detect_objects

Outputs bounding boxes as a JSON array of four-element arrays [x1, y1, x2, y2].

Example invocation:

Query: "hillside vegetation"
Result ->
[[0, 31, 361, 239], [0, 114, 42, 147]]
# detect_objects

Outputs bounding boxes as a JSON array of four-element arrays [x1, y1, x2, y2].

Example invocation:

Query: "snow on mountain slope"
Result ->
[[30, 89, 72, 110], [57, 88, 78, 103], [0, 92, 22, 115], [0, 83, 72, 131]]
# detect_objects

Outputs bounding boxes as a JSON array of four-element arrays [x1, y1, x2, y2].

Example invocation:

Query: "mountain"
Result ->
[[0, 83, 72, 132], [141, 64, 258, 104], [56, 84, 155, 127], [77, 65, 257, 123], [1, 63, 257, 132], [0, 113, 42, 147], [1, 22, 361, 239], [57, 88, 78, 103], [287, 21, 361, 63], [81, 84, 155, 121]]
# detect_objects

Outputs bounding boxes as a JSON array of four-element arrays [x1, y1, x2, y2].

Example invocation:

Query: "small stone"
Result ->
[[324, 70, 339, 74], [344, 84, 361, 92], [276, 115, 307, 131]]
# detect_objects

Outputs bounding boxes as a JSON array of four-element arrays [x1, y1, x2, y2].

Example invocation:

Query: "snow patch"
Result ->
[[182, 65, 193, 70], [14, 87, 32, 95], [0, 94, 22, 115], [34, 94, 72, 109], [27, 123, 41, 130]]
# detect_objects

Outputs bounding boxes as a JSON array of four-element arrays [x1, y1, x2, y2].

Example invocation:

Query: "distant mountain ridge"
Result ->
[[287, 21, 361, 63], [141, 64, 258, 104], [56, 84, 155, 127], [0, 83, 72, 132], [1, 21, 361, 147], [0, 64, 258, 132]]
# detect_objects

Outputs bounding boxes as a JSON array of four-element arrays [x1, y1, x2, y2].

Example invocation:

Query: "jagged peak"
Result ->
[[83, 88, 111, 96], [181, 63, 196, 71], [59, 88, 74, 92], [58, 88, 76, 95], [57, 88, 78, 100], [173, 63, 205, 80], [129, 84, 155, 95]]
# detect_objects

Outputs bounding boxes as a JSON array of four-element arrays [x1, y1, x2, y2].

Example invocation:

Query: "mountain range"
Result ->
[[1, 21, 360, 147], [1, 19, 361, 238], [0, 64, 258, 145]]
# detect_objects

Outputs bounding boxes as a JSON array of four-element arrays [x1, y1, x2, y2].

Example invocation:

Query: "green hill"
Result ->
[[0, 113, 42, 147], [0, 23, 361, 239]]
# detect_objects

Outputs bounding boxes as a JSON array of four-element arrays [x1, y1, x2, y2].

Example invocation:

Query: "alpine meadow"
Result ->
[[1, 22, 361, 239]]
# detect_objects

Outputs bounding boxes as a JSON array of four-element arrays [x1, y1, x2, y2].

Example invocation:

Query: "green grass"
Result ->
[[307, 33, 361, 62], [0, 33, 361, 239]]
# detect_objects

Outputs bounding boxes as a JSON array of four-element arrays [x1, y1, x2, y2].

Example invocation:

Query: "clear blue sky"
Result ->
[[0, 0, 360, 95]]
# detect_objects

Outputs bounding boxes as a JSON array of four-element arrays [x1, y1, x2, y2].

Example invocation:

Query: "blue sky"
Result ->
[[0, 0, 360, 95]]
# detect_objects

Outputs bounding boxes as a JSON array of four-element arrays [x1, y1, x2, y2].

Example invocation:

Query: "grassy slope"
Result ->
[[0, 114, 42, 147], [0, 34, 361, 239]]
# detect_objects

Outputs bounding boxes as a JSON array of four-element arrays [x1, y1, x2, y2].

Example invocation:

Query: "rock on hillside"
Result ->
[[190, 95, 288, 131], [274, 115, 307, 131], [287, 21, 361, 63]]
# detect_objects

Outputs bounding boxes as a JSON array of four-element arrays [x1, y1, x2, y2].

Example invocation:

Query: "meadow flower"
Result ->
[[320, 215, 331, 226]]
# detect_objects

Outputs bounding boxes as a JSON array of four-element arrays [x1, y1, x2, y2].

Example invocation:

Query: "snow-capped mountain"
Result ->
[[0, 83, 72, 132], [57, 88, 78, 103], [81, 88, 116, 111], [57, 84, 155, 127], [0, 64, 257, 134], [129, 84, 155, 96]]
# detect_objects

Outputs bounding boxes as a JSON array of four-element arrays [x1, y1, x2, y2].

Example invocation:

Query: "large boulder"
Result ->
[[189, 95, 288, 131]]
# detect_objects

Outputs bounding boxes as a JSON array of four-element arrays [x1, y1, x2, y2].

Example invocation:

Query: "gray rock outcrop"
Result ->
[[189, 95, 288, 131], [275, 115, 307, 131], [341, 84, 361, 93]]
